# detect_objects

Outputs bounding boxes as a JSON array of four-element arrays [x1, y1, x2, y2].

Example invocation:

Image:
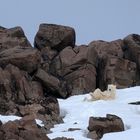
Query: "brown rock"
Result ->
[[0, 26, 32, 52], [34, 23, 75, 51], [98, 56, 137, 89], [35, 68, 68, 98], [87, 114, 124, 139], [50, 45, 97, 96], [123, 34, 140, 84], [88, 39, 124, 58], [0, 64, 62, 131], [0, 47, 41, 73], [52, 137, 74, 140], [0, 117, 50, 140]]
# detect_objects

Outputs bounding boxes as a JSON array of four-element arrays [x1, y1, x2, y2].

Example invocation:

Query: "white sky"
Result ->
[[0, 0, 140, 45]]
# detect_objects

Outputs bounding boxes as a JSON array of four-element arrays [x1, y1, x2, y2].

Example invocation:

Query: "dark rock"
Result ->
[[0, 116, 50, 140], [0, 64, 62, 131], [35, 68, 68, 98], [50, 45, 97, 96], [98, 56, 137, 89], [52, 137, 74, 140], [88, 39, 124, 59], [0, 26, 32, 52], [87, 114, 124, 139], [123, 34, 140, 84], [88, 39, 137, 90], [34, 23, 76, 51], [0, 47, 41, 73]]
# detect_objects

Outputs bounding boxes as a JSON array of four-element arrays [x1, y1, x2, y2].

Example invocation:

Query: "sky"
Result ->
[[0, 0, 140, 46]]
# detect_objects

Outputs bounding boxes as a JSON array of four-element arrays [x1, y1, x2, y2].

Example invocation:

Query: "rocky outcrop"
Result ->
[[87, 114, 124, 139], [0, 64, 62, 131], [0, 117, 50, 140], [0, 24, 140, 136], [50, 45, 97, 95], [88, 39, 137, 90]]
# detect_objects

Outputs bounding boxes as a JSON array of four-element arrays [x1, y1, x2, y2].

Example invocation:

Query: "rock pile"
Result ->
[[0, 23, 140, 139]]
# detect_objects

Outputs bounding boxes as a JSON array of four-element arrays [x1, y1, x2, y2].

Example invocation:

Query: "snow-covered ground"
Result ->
[[48, 86, 140, 140], [0, 86, 140, 139]]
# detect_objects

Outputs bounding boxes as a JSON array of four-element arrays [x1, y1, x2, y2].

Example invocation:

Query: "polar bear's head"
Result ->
[[107, 84, 116, 93]]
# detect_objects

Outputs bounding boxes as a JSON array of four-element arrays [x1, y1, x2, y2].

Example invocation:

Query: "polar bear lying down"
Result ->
[[84, 84, 116, 101]]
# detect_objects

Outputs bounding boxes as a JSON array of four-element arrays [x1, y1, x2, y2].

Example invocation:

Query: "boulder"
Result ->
[[98, 56, 137, 89], [0, 26, 32, 51], [0, 117, 50, 140], [34, 23, 76, 51], [35, 68, 69, 98], [0, 47, 41, 73], [87, 114, 124, 139], [50, 45, 97, 95], [52, 137, 74, 140], [88, 39, 137, 89], [88, 39, 124, 59], [123, 34, 140, 84]]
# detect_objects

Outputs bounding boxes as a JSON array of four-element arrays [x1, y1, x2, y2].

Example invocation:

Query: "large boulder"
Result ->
[[0, 26, 32, 51], [0, 117, 50, 140], [88, 39, 124, 59], [34, 23, 76, 51], [98, 56, 137, 89], [0, 47, 41, 73], [88, 39, 137, 89], [123, 34, 140, 84], [50, 45, 97, 95], [87, 114, 124, 139]]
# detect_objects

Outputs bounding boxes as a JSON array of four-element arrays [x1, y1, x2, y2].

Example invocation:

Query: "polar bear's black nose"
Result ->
[[109, 89, 111, 91]]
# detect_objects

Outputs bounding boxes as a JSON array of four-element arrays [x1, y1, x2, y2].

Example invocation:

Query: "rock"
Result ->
[[123, 34, 140, 84], [0, 47, 41, 73], [87, 114, 124, 139], [35, 68, 68, 98], [88, 39, 137, 89], [0, 117, 50, 140], [34, 23, 76, 51], [64, 64, 96, 95], [88, 39, 124, 59], [50, 45, 97, 95], [98, 56, 137, 89], [52, 137, 74, 140], [0, 26, 32, 52], [0, 64, 62, 131]]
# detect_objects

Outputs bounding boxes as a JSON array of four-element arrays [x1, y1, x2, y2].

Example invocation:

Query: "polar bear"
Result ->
[[84, 84, 116, 101]]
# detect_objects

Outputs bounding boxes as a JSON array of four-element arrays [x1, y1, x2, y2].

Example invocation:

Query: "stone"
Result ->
[[123, 34, 140, 84], [0, 117, 50, 140], [34, 23, 76, 51], [50, 45, 97, 95], [98, 56, 137, 89], [0, 64, 62, 131], [35, 68, 69, 98], [0, 47, 41, 73], [0, 26, 32, 52], [87, 114, 124, 139]]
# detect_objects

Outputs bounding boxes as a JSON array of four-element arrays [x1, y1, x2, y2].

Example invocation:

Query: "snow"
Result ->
[[0, 86, 140, 139], [48, 86, 140, 140]]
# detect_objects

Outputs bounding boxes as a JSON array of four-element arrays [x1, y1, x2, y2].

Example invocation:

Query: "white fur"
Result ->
[[84, 84, 116, 101]]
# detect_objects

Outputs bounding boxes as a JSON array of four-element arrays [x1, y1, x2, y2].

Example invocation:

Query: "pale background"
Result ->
[[0, 0, 140, 45]]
